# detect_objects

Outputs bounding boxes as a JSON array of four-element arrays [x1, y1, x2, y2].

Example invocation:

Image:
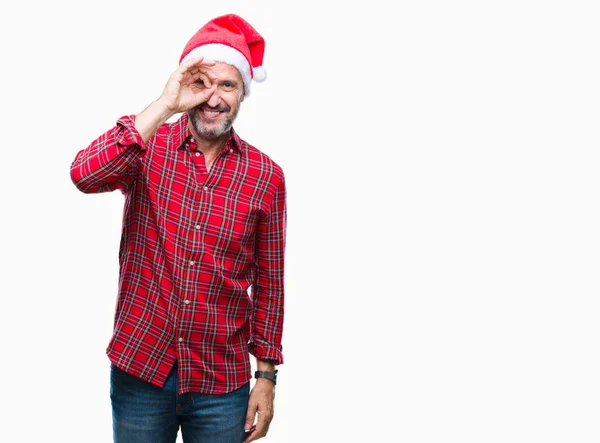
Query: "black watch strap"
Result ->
[[254, 370, 278, 385]]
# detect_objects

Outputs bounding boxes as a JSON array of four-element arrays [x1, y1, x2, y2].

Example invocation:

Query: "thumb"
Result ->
[[191, 84, 217, 107], [245, 400, 257, 431]]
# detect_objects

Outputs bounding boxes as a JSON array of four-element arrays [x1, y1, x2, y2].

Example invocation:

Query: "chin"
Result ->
[[188, 107, 237, 140], [197, 124, 231, 140]]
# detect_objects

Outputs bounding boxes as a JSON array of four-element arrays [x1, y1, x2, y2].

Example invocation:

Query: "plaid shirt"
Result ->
[[70, 114, 285, 394]]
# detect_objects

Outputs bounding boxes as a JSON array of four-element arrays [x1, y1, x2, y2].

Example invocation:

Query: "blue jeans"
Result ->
[[110, 361, 249, 443]]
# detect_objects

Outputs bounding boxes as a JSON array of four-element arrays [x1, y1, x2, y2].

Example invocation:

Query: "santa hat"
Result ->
[[179, 14, 266, 97]]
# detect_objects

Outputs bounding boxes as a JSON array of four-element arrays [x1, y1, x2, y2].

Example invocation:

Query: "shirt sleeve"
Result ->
[[249, 173, 287, 365], [70, 115, 145, 194]]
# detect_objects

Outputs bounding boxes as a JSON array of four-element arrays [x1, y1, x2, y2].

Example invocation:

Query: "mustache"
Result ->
[[197, 103, 231, 113]]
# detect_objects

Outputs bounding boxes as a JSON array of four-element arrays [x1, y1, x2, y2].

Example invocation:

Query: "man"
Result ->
[[70, 14, 285, 443]]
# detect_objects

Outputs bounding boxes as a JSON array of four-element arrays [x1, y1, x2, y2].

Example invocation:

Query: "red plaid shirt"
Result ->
[[70, 114, 285, 394]]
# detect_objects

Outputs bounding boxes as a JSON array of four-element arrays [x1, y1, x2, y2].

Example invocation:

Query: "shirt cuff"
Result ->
[[248, 338, 284, 365], [115, 115, 146, 149]]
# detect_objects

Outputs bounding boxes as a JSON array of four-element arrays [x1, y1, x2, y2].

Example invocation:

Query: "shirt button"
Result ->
[[184, 300, 190, 305], [195, 224, 201, 230], [190, 137, 195, 143], [189, 260, 196, 266], [178, 337, 184, 343], [195, 152, 200, 157], [203, 186, 209, 191]]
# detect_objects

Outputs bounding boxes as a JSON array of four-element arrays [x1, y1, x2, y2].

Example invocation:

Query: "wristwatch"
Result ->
[[254, 370, 278, 385]]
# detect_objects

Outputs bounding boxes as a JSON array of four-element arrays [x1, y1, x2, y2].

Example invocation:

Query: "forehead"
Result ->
[[211, 62, 243, 83]]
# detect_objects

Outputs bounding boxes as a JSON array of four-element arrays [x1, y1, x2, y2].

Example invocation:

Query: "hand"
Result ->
[[244, 379, 275, 443], [157, 57, 218, 113]]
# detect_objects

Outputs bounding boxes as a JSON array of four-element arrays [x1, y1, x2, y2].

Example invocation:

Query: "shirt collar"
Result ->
[[169, 113, 244, 153]]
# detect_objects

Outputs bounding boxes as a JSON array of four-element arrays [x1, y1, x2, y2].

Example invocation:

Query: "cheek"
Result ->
[[226, 88, 243, 105], [226, 96, 241, 114]]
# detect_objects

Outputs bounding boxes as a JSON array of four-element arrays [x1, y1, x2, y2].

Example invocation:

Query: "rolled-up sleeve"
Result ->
[[70, 115, 145, 194], [249, 173, 286, 365]]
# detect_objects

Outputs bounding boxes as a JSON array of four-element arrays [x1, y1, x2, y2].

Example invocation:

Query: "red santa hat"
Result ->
[[179, 14, 266, 97]]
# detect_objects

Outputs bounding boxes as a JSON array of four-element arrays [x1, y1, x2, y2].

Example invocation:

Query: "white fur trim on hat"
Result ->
[[182, 44, 252, 96]]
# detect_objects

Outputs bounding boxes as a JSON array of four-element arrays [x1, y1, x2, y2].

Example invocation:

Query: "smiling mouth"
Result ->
[[199, 107, 228, 120]]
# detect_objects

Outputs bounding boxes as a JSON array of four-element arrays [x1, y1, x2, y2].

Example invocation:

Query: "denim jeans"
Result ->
[[110, 361, 249, 443]]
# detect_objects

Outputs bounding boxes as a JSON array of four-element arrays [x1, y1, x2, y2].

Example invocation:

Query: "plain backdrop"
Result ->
[[2, 0, 600, 442]]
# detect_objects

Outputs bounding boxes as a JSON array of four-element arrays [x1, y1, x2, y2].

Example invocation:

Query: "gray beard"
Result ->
[[188, 106, 239, 140]]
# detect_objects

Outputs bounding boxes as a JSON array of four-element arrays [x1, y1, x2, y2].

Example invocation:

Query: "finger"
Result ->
[[244, 422, 269, 443], [193, 65, 218, 83], [192, 57, 216, 66], [182, 56, 216, 69], [189, 69, 215, 88], [177, 57, 212, 81], [178, 56, 203, 74], [186, 59, 218, 83], [203, 83, 217, 100], [199, 72, 211, 88], [243, 425, 256, 443], [246, 413, 267, 442], [185, 61, 218, 84], [189, 83, 216, 105], [244, 427, 264, 443], [203, 68, 219, 83], [244, 401, 257, 433]]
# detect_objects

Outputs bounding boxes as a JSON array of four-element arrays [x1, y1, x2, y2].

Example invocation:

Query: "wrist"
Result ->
[[256, 376, 275, 384], [135, 100, 176, 143], [256, 359, 276, 372], [150, 99, 176, 121], [254, 369, 277, 385]]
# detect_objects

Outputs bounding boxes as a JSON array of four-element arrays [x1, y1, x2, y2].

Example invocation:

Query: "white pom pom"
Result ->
[[253, 66, 267, 82]]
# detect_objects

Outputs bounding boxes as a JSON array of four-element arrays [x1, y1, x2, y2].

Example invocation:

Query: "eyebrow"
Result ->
[[219, 79, 240, 86]]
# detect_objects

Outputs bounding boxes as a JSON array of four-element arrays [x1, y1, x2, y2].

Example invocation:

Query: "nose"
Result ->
[[206, 89, 222, 108]]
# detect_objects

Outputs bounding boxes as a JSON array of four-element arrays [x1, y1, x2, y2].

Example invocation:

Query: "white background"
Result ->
[[1, 0, 600, 442]]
